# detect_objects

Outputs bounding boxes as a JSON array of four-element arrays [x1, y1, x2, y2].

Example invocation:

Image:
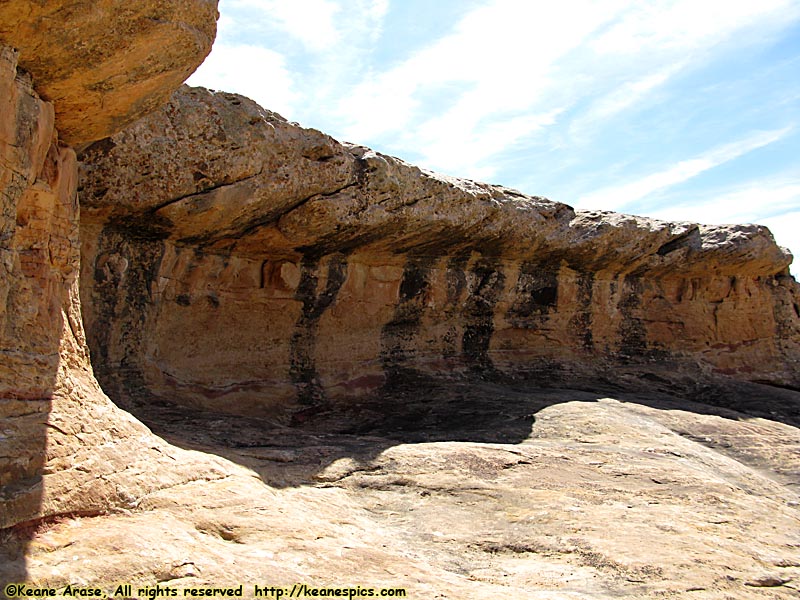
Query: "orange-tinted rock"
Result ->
[[1, 0, 221, 532], [2, 19, 799, 595], [0, 0, 218, 145], [0, 46, 229, 533], [4, 391, 800, 599]]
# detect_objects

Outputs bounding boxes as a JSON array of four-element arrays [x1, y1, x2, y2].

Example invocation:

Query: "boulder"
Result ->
[[0, 0, 218, 145]]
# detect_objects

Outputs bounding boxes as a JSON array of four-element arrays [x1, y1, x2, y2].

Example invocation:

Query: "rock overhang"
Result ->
[[76, 86, 800, 422]]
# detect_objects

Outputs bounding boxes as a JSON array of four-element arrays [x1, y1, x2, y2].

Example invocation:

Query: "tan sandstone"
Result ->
[[78, 86, 800, 423], [0, 0, 224, 560], [0, 0, 218, 145]]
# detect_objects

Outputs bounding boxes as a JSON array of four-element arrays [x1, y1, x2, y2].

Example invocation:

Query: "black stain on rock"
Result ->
[[289, 253, 349, 406], [462, 258, 505, 375], [445, 255, 469, 306], [295, 223, 395, 262], [441, 255, 470, 357], [506, 262, 559, 328], [616, 275, 648, 362], [105, 213, 173, 242], [89, 221, 167, 406], [380, 256, 436, 382], [568, 272, 595, 351]]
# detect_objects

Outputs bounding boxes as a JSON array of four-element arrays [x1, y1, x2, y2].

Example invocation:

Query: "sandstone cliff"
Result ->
[[0, 0, 223, 543], [78, 86, 800, 423]]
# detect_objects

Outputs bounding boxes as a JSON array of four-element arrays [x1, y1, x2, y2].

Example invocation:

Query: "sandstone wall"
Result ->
[[0, 2, 221, 533], [78, 87, 800, 421], [2, 6, 799, 593]]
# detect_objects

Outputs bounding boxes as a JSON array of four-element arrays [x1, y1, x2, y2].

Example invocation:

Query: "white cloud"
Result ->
[[591, 0, 796, 55], [229, 0, 342, 52], [576, 127, 793, 210], [336, 0, 628, 176], [356, 0, 390, 44], [410, 108, 565, 181], [644, 177, 800, 225], [328, 0, 799, 181], [567, 64, 682, 140], [758, 211, 800, 266], [192, 0, 391, 125], [224, 0, 389, 54], [338, 0, 619, 140], [186, 43, 297, 118]]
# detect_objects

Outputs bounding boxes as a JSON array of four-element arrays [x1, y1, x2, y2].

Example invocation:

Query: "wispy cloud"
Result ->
[[408, 108, 565, 182], [576, 127, 793, 210], [645, 175, 800, 224], [329, 0, 798, 180], [566, 64, 682, 142], [336, 0, 619, 145], [229, 0, 343, 52], [189, 0, 390, 120], [187, 42, 297, 118], [590, 0, 795, 55]]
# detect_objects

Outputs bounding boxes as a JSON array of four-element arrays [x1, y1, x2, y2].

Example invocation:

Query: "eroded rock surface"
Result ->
[[0, 1, 218, 145], [2, 3, 800, 596], [0, 41, 228, 544], [2, 387, 799, 599], [79, 86, 800, 423], [0, 0, 221, 547]]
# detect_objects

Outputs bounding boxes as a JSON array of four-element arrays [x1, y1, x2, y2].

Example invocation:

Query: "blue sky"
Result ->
[[188, 0, 800, 269]]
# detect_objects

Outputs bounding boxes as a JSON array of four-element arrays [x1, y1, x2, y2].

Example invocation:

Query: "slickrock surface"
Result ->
[[2, 386, 799, 599], [0, 1, 218, 145], [79, 86, 800, 423]]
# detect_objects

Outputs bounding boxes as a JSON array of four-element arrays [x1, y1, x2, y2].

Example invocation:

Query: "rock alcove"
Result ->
[[77, 86, 800, 426]]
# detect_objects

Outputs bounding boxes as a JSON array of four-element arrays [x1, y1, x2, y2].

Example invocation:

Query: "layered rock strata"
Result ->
[[0, 1, 221, 532], [79, 86, 800, 422], [0, 3, 799, 595]]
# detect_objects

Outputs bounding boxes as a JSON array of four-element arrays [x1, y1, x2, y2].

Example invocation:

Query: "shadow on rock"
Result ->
[[110, 367, 800, 493]]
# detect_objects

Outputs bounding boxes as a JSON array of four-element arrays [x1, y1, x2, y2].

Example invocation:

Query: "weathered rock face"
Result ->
[[3, 389, 800, 599], [0, 47, 226, 546], [78, 86, 800, 423], [1, 45, 71, 526], [0, 0, 218, 146], [0, 0, 220, 534]]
